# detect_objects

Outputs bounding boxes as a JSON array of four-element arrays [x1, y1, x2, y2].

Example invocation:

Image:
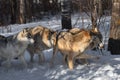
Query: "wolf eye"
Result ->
[[92, 36, 97, 40], [94, 36, 97, 39], [27, 34, 32, 39], [28, 35, 31, 38]]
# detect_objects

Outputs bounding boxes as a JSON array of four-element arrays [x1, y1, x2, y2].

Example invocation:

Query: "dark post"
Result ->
[[61, 0, 72, 29], [108, 0, 120, 54], [10, 0, 17, 24]]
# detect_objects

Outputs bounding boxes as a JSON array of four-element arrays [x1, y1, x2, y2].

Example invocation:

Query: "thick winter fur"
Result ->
[[51, 27, 103, 70], [0, 29, 34, 68], [26, 26, 56, 63]]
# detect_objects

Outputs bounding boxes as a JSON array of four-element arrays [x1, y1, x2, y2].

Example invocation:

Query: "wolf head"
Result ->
[[17, 28, 34, 44], [90, 27, 104, 49]]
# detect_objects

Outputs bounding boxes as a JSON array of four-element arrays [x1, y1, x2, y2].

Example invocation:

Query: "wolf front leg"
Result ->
[[50, 45, 58, 66], [67, 52, 74, 70], [19, 54, 27, 68]]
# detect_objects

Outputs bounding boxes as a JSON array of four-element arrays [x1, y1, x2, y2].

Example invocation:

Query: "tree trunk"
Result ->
[[108, 0, 120, 54], [42, 0, 50, 12], [91, 0, 98, 29], [17, 0, 26, 24], [10, 0, 17, 24], [61, 0, 72, 29], [98, 0, 102, 17], [0, 0, 4, 25], [25, 0, 32, 22], [90, 0, 102, 29]]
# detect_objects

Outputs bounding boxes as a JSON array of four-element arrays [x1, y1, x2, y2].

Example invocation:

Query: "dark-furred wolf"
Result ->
[[26, 26, 56, 63]]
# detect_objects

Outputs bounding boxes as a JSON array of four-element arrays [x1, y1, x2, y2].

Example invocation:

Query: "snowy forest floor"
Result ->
[[0, 15, 120, 80]]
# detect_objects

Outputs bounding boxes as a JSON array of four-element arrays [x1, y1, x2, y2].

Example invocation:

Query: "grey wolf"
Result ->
[[50, 27, 103, 69], [26, 26, 56, 63], [0, 28, 34, 68]]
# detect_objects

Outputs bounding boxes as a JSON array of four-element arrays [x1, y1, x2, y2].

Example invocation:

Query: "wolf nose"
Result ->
[[30, 39, 34, 44]]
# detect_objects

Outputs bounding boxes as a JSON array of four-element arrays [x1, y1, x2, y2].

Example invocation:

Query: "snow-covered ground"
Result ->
[[0, 15, 120, 80]]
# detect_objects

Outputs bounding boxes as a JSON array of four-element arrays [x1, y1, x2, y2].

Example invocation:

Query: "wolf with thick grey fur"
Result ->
[[0, 29, 34, 68]]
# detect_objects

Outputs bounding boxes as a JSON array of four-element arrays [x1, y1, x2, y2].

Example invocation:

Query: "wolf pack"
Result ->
[[0, 25, 104, 70]]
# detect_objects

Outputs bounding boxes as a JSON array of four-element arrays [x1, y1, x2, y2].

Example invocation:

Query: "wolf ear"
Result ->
[[23, 29, 27, 33], [93, 27, 99, 33]]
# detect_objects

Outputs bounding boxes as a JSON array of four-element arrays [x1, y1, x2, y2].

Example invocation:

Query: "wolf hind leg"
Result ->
[[30, 52, 34, 63], [63, 54, 67, 65], [2, 58, 11, 69], [38, 51, 45, 64]]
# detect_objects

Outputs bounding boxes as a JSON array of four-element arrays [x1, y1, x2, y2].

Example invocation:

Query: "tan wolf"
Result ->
[[50, 27, 103, 70], [0, 29, 34, 68], [26, 26, 56, 63]]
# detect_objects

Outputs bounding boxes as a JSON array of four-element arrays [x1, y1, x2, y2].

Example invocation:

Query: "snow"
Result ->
[[0, 15, 120, 80]]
